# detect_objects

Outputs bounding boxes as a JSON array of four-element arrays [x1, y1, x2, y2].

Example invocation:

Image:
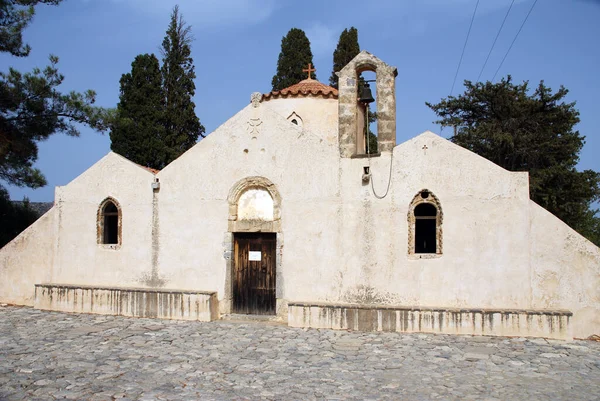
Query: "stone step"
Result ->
[[34, 284, 219, 322], [288, 302, 573, 340]]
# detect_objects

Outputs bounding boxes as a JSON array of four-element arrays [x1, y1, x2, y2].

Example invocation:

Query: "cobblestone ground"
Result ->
[[0, 306, 599, 401]]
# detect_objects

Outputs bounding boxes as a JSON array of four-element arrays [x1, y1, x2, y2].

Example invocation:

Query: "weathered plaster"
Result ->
[[0, 52, 598, 339], [35, 284, 218, 321], [0, 208, 55, 305]]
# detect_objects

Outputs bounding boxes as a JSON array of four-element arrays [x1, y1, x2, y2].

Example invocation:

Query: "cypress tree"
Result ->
[[329, 27, 377, 153], [161, 5, 204, 165], [329, 27, 360, 89], [271, 28, 315, 91], [110, 54, 166, 169]]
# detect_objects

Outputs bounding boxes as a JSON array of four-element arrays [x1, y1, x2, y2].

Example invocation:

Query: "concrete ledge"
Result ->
[[288, 302, 573, 340], [34, 284, 219, 322]]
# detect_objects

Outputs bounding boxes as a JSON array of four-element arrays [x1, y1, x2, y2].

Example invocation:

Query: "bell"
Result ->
[[359, 83, 375, 104]]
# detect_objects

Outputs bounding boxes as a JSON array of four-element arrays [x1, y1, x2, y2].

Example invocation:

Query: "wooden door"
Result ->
[[233, 233, 276, 315]]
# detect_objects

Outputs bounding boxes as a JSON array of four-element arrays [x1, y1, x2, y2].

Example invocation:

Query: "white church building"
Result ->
[[1, 52, 598, 340]]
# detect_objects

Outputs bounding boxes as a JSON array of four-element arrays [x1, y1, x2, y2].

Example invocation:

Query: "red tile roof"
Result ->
[[262, 78, 338, 101], [144, 166, 160, 175], [135, 163, 160, 174]]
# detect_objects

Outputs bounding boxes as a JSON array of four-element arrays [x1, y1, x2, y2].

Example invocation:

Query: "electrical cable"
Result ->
[[442, 0, 480, 136], [449, 0, 481, 97], [476, 0, 515, 82], [491, 0, 539, 82]]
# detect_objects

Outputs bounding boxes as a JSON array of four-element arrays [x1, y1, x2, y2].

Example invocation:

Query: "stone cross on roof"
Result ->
[[302, 63, 316, 80]]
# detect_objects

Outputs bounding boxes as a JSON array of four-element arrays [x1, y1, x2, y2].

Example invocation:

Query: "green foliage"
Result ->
[[329, 27, 360, 89], [110, 54, 166, 169], [366, 111, 378, 154], [0, 187, 39, 247], [427, 77, 600, 245], [367, 131, 378, 154], [0, 0, 61, 57], [0, 1, 110, 190], [160, 5, 204, 164], [271, 28, 315, 91], [110, 6, 204, 168], [331, 26, 377, 153], [0, 0, 111, 246]]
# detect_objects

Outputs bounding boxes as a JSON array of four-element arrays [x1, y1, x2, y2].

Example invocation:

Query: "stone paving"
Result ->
[[0, 306, 599, 401]]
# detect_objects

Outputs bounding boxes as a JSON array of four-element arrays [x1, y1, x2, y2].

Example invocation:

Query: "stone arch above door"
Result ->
[[227, 176, 282, 232]]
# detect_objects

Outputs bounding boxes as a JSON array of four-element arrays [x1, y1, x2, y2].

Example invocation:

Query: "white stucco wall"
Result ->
[[51, 152, 156, 287], [0, 92, 597, 338], [324, 132, 532, 310], [0, 208, 56, 305], [262, 97, 339, 146], [154, 102, 341, 298], [529, 201, 600, 338]]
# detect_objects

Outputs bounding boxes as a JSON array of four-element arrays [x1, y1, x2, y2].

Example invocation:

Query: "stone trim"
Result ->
[[96, 196, 122, 249], [227, 176, 282, 233], [288, 303, 573, 340], [287, 111, 303, 127], [34, 284, 219, 321], [287, 301, 573, 316], [337, 51, 398, 157], [221, 232, 285, 318], [35, 283, 217, 296], [223, 177, 284, 317], [407, 189, 443, 256], [350, 152, 381, 159]]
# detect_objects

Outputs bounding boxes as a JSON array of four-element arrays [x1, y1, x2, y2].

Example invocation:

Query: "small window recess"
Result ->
[[408, 189, 442, 259], [97, 197, 122, 249], [287, 112, 303, 127]]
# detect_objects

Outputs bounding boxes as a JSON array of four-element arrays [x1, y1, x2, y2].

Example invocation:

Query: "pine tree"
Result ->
[[271, 28, 315, 91], [110, 54, 166, 169], [329, 27, 360, 89], [427, 77, 600, 245], [161, 5, 204, 165], [1, 1, 109, 190]]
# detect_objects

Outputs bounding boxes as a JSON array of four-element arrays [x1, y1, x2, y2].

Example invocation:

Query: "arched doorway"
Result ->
[[226, 177, 282, 315]]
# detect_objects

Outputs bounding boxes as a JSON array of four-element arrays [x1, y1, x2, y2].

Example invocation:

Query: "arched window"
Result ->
[[287, 112, 303, 127], [237, 188, 274, 221], [227, 176, 282, 233], [414, 203, 437, 253], [408, 190, 442, 256], [98, 198, 121, 246]]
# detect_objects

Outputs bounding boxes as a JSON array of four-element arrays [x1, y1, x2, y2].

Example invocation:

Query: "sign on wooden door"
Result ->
[[233, 233, 276, 315]]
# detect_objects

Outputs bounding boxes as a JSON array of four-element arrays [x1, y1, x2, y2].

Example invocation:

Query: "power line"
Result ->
[[442, 0, 480, 136], [491, 0, 539, 82], [476, 0, 515, 82], [449, 0, 480, 97]]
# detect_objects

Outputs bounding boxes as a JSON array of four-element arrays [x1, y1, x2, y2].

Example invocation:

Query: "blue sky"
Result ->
[[3, 0, 600, 201]]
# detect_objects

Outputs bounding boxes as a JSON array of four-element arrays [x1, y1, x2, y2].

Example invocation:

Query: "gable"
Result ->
[[393, 131, 530, 200], [156, 102, 340, 203], [57, 152, 156, 203]]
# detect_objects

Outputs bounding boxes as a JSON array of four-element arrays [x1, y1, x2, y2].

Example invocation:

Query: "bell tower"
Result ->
[[336, 51, 398, 158]]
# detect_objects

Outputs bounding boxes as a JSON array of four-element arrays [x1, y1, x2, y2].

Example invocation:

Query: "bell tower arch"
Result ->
[[337, 51, 398, 157]]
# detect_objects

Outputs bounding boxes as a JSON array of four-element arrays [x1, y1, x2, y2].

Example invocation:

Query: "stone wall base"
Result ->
[[288, 302, 573, 340], [34, 284, 219, 322]]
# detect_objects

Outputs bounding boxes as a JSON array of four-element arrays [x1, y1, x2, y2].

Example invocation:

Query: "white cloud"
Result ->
[[304, 22, 338, 57], [108, 0, 278, 28]]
